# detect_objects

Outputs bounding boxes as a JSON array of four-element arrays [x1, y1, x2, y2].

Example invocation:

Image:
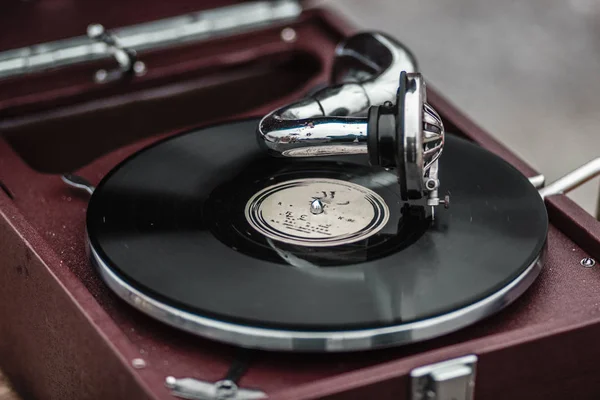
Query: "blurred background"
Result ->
[[317, 0, 600, 216]]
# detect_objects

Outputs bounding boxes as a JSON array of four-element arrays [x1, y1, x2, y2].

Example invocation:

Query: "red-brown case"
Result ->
[[1, 2, 600, 400]]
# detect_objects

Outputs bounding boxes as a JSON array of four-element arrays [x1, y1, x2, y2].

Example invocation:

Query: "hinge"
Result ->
[[410, 355, 477, 400], [0, 0, 301, 80]]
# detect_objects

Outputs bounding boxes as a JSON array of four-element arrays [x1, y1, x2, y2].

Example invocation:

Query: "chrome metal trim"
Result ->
[[0, 0, 301, 79], [403, 73, 425, 197], [89, 238, 546, 352], [263, 117, 369, 157]]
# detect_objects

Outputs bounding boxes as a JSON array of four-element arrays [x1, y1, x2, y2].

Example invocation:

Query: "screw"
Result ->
[[165, 376, 177, 389], [280, 27, 297, 43], [581, 257, 596, 268], [87, 23, 105, 39], [215, 380, 238, 399], [94, 69, 108, 83], [133, 61, 147, 76], [425, 178, 438, 191], [439, 194, 450, 209], [132, 358, 146, 369]]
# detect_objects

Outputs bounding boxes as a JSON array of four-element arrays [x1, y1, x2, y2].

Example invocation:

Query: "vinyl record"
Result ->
[[87, 119, 548, 351]]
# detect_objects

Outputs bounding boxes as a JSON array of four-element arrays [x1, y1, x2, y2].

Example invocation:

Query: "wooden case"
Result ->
[[1, 2, 599, 399]]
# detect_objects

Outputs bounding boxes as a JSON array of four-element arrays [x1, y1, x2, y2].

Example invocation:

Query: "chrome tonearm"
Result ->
[[257, 32, 447, 210]]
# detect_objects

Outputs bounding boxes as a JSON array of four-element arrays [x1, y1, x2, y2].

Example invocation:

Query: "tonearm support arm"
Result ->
[[257, 32, 447, 211]]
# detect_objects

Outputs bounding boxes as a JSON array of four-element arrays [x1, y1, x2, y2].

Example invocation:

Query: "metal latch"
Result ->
[[165, 377, 267, 400], [410, 355, 477, 400]]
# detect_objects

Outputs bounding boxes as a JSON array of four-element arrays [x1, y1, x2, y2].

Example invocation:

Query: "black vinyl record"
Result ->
[[87, 119, 548, 350]]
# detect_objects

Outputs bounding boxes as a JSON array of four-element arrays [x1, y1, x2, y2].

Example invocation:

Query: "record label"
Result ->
[[244, 178, 389, 247]]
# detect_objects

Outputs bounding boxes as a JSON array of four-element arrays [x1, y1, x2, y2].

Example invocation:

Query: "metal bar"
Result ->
[[528, 174, 545, 189], [0, 0, 301, 80], [539, 158, 600, 199], [597, 179, 600, 221]]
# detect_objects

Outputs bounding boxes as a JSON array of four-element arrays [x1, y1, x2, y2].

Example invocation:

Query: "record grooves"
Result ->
[[87, 118, 548, 351]]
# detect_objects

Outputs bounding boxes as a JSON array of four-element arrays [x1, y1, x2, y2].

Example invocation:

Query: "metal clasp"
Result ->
[[86, 23, 147, 83], [165, 376, 267, 400], [410, 355, 477, 400]]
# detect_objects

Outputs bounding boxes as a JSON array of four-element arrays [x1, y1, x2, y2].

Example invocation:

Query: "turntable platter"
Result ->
[[87, 119, 548, 351]]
